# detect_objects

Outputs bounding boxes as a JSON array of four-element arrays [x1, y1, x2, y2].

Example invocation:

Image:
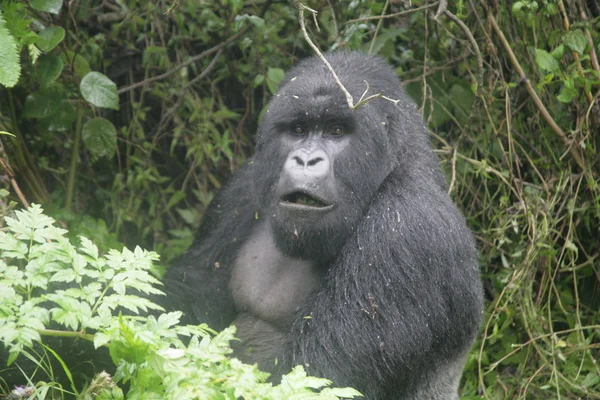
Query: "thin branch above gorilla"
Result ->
[[295, 2, 400, 110]]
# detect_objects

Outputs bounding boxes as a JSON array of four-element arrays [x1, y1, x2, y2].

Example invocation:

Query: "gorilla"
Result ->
[[163, 52, 484, 400]]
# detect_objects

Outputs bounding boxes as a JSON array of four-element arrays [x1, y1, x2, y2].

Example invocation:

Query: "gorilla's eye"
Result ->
[[293, 126, 305, 135], [330, 126, 344, 136]]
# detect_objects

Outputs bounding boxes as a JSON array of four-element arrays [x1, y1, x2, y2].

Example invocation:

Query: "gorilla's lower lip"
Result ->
[[279, 201, 334, 212], [279, 191, 333, 211]]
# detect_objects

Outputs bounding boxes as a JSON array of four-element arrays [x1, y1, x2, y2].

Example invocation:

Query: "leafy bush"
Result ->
[[0, 204, 361, 399]]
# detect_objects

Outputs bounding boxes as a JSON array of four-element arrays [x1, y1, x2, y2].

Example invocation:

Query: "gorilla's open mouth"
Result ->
[[280, 191, 333, 210]]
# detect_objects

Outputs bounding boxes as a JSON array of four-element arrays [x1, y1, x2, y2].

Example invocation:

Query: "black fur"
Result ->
[[163, 52, 483, 399]]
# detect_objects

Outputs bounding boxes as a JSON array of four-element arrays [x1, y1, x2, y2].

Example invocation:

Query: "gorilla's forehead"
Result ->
[[270, 92, 354, 122], [282, 71, 369, 102], [267, 78, 369, 125]]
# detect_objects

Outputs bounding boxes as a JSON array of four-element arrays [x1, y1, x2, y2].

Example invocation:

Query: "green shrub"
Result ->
[[0, 204, 361, 399]]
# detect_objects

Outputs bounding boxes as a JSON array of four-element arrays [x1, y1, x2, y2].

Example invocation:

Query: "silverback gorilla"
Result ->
[[163, 52, 484, 400]]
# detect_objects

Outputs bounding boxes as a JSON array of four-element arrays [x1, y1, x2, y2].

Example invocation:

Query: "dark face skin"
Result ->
[[253, 78, 396, 263]]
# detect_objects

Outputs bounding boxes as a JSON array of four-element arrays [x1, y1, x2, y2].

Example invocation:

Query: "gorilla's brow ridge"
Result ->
[[274, 108, 356, 134]]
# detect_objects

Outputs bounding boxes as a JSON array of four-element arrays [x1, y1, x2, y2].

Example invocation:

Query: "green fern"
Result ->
[[0, 11, 21, 88]]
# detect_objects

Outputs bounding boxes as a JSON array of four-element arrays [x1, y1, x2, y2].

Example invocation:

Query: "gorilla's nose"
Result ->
[[286, 149, 330, 179]]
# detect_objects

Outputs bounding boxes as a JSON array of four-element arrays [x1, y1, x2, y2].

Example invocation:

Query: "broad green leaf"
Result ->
[[30, 0, 63, 14], [544, 3, 558, 16], [266, 67, 285, 94], [557, 86, 578, 103], [535, 49, 560, 73], [230, 0, 243, 13], [37, 55, 63, 88], [582, 372, 600, 388], [80, 72, 119, 110], [62, 50, 91, 78], [239, 36, 253, 50], [234, 14, 265, 30], [253, 74, 264, 88], [246, 15, 265, 29], [511, 1, 531, 19], [542, 72, 555, 84], [38, 100, 75, 131], [551, 44, 564, 60], [36, 26, 65, 52], [0, 12, 21, 87], [176, 208, 198, 225], [213, 107, 240, 120], [82, 117, 117, 159], [512, 2, 524, 14], [23, 90, 61, 118], [563, 30, 587, 54]]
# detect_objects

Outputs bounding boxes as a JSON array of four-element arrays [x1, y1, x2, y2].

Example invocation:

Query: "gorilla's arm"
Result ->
[[291, 171, 483, 398], [162, 162, 258, 330]]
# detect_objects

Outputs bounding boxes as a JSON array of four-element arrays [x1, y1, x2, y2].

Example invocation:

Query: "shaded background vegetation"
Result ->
[[1, 0, 599, 398]]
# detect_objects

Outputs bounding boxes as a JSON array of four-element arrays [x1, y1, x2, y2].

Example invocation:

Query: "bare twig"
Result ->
[[447, 146, 457, 195], [152, 49, 224, 144], [401, 60, 463, 85], [347, 2, 438, 23], [578, 5, 600, 121], [97, 10, 128, 24], [420, 14, 430, 115], [354, 80, 398, 109], [184, 49, 224, 90], [434, 1, 483, 88], [310, 5, 320, 31], [117, 28, 247, 94], [65, 109, 83, 212], [581, 15, 600, 74], [67, 0, 79, 34], [0, 139, 30, 208], [296, 2, 399, 110], [368, 0, 389, 55], [326, 0, 338, 37], [434, 0, 447, 19], [164, 0, 179, 15], [296, 2, 355, 108]]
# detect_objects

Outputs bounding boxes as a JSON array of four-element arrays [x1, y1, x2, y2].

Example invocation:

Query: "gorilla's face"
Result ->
[[253, 71, 397, 263]]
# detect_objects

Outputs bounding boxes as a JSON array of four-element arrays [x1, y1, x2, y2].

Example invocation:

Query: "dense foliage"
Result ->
[[0, 0, 599, 399], [0, 202, 361, 399]]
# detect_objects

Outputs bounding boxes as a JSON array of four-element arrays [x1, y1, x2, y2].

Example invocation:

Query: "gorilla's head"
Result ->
[[252, 52, 437, 263]]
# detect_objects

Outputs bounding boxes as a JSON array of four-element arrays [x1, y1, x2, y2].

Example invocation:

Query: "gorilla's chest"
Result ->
[[230, 222, 321, 329]]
